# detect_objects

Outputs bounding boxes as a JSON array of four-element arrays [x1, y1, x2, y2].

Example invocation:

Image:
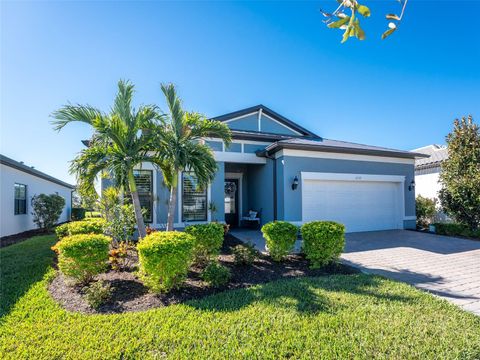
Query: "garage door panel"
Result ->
[[302, 179, 401, 232]]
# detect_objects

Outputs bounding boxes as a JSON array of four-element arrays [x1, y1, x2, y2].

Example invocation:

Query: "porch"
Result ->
[[212, 161, 275, 230]]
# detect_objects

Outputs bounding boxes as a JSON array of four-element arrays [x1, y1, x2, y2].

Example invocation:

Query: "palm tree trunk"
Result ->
[[166, 185, 177, 231], [127, 171, 147, 239]]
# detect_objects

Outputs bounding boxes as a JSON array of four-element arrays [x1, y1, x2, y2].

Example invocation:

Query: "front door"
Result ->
[[224, 179, 239, 228]]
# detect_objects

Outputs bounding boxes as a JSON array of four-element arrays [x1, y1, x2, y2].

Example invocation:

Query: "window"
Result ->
[[182, 172, 207, 222], [14, 183, 27, 215], [133, 170, 153, 223]]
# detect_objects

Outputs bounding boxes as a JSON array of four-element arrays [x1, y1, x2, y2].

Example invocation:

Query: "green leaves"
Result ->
[[382, 22, 397, 40], [357, 5, 370, 17], [327, 16, 350, 28], [322, 0, 408, 42]]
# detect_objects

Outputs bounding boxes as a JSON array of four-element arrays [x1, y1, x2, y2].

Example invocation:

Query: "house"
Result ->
[[0, 154, 75, 237], [102, 105, 426, 233], [412, 144, 448, 200]]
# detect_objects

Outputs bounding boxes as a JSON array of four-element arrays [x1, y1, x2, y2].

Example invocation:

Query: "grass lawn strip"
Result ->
[[0, 235, 479, 359]]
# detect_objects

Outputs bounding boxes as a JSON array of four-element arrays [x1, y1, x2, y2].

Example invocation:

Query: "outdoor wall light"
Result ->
[[408, 180, 416, 191], [292, 176, 299, 190]]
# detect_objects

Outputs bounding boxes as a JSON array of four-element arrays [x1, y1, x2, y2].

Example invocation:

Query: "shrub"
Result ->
[[439, 116, 480, 229], [185, 223, 224, 264], [433, 222, 480, 239], [71, 207, 86, 221], [55, 223, 70, 239], [201, 261, 231, 287], [137, 231, 195, 293], [67, 219, 106, 236], [416, 196, 437, 228], [232, 243, 257, 265], [301, 221, 345, 269], [104, 204, 136, 244], [31, 193, 66, 231], [56, 234, 111, 283], [84, 280, 113, 309], [261, 221, 298, 261], [109, 241, 132, 271]]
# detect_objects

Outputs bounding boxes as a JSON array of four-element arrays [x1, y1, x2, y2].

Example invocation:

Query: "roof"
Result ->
[[0, 154, 75, 189], [412, 144, 448, 170], [210, 104, 321, 139], [261, 138, 428, 159]]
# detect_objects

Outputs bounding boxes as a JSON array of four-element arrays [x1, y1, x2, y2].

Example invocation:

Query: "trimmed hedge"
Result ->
[[55, 219, 106, 240], [55, 234, 111, 283], [137, 231, 195, 293], [301, 221, 345, 269], [433, 223, 480, 239], [185, 223, 224, 264], [55, 223, 70, 239], [261, 221, 298, 261]]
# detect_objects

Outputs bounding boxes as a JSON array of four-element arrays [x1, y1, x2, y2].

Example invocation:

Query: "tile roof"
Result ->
[[411, 144, 448, 169]]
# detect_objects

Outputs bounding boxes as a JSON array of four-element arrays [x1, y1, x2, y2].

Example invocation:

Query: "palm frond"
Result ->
[[161, 83, 184, 138], [112, 80, 134, 126], [51, 103, 103, 131], [187, 114, 232, 147]]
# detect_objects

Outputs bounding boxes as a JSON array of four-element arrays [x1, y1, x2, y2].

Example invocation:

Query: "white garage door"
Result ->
[[302, 177, 403, 232]]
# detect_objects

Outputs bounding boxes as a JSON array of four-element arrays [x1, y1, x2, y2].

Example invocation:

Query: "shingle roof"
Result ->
[[0, 154, 75, 189], [263, 137, 427, 159], [412, 144, 448, 169]]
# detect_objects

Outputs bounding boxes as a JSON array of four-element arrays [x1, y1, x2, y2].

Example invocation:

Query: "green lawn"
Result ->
[[1, 236, 479, 359]]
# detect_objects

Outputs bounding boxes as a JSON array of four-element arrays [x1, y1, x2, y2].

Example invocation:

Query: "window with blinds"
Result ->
[[14, 183, 27, 215], [133, 170, 153, 223], [182, 172, 207, 222]]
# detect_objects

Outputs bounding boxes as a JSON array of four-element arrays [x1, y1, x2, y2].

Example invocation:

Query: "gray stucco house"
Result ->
[[102, 105, 425, 233]]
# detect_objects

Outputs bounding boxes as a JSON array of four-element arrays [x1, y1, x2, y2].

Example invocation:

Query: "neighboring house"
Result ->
[[412, 144, 448, 200], [0, 154, 75, 237], [102, 105, 426, 233]]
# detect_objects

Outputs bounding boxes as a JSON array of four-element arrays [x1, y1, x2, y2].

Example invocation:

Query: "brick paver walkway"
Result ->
[[342, 230, 480, 315]]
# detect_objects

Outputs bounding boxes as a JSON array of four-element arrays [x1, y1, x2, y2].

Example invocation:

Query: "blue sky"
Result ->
[[1, 1, 479, 185]]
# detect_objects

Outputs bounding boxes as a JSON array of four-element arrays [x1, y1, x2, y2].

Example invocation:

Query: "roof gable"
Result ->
[[210, 105, 320, 138]]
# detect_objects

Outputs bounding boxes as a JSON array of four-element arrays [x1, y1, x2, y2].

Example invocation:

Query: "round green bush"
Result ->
[[201, 261, 231, 287], [137, 231, 195, 293], [67, 219, 106, 236], [55, 223, 70, 239], [301, 221, 345, 269], [185, 223, 224, 264], [261, 221, 298, 261], [56, 234, 111, 283]]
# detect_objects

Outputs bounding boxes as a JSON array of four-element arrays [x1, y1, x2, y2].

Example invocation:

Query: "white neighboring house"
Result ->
[[412, 144, 448, 199], [0, 154, 75, 238]]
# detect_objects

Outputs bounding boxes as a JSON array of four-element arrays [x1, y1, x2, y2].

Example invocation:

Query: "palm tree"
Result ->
[[52, 80, 162, 239], [156, 84, 232, 231]]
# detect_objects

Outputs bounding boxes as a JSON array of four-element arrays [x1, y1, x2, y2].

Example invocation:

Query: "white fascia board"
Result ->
[[214, 151, 266, 164], [222, 111, 259, 124], [204, 137, 272, 146], [301, 172, 406, 183], [276, 149, 415, 165]]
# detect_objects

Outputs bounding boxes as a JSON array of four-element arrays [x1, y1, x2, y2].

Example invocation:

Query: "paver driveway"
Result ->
[[342, 230, 480, 315]]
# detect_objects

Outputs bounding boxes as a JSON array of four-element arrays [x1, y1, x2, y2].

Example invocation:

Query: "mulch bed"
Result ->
[[48, 234, 357, 314], [0, 228, 54, 248]]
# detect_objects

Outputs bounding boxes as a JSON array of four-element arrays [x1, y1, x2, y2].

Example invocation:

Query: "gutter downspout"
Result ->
[[257, 149, 277, 221]]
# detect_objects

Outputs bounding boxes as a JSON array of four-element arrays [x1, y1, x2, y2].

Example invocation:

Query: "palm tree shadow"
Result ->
[[187, 274, 416, 315]]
